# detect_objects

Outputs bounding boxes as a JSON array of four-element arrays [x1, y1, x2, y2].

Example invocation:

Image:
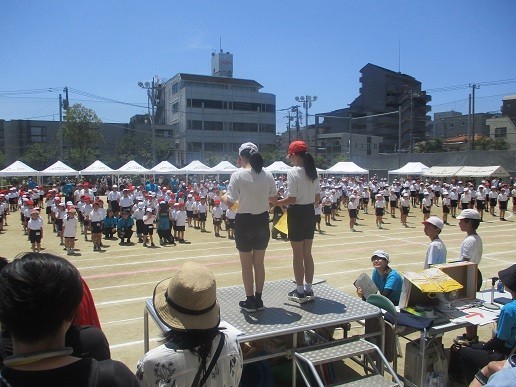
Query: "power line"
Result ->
[[427, 78, 516, 93]]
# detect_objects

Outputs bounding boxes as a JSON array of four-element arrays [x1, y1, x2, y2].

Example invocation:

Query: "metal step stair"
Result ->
[[294, 338, 403, 386]]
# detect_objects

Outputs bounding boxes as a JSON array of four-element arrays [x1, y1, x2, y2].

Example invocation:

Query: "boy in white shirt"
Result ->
[[211, 200, 223, 237]]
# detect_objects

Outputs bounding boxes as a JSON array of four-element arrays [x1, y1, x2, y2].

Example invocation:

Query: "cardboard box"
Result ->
[[435, 261, 478, 301], [399, 266, 464, 308]]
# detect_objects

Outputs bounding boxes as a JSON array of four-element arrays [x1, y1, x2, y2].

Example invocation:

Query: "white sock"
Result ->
[[305, 284, 312, 292], [297, 285, 304, 294]]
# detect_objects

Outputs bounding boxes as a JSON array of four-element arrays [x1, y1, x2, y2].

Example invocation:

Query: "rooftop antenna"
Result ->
[[220, 37, 222, 53]]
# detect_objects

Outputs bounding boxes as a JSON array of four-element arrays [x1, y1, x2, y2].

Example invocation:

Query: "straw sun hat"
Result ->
[[153, 262, 220, 330]]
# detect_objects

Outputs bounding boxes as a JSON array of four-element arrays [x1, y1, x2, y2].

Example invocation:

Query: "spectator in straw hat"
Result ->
[[136, 262, 243, 387]]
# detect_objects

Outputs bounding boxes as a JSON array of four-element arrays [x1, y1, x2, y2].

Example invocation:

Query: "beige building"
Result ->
[[486, 116, 516, 150]]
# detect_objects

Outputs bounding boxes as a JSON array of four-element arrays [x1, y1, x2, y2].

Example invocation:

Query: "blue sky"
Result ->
[[1, 0, 515, 131]]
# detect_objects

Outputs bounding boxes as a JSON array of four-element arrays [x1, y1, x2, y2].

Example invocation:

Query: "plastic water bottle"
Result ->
[[497, 280, 505, 293]]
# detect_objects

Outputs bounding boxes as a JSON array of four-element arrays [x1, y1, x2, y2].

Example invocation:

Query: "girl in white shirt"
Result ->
[[223, 142, 277, 312], [277, 141, 320, 304]]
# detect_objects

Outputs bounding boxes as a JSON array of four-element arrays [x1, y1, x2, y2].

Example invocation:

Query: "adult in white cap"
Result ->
[[421, 216, 447, 269], [356, 250, 403, 305], [455, 208, 484, 345], [222, 142, 277, 312], [136, 262, 243, 387]]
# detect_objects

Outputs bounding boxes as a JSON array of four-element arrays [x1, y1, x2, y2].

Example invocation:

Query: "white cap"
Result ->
[[456, 209, 481, 220], [239, 142, 258, 155], [422, 216, 444, 230], [372, 250, 390, 262]]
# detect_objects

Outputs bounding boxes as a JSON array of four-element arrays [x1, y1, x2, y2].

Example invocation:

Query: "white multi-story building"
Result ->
[[161, 51, 276, 165]]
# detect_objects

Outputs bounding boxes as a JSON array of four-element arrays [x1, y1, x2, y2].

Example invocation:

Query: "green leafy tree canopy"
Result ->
[[60, 104, 103, 169]]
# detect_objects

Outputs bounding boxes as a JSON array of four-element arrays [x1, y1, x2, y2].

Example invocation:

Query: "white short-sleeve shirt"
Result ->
[[286, 167, 320, 205], [226, 168, 277, 214], [460, 234, 483, 264]]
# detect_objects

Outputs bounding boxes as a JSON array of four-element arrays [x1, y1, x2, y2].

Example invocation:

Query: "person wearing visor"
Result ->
[[356, 250, 403, 305]]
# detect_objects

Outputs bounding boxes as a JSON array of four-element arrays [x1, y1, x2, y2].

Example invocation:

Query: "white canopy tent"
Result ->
[[454, 165, 510, 178], [0, 160, 39, 177], [210, 161, 239, 174], [178, 160, 212, 174], [264, 161, 292, 174], [80, 160, 115, 175], [325, 162, 369, 175], [421, 166, 463, 177], [39, 161, 78, 176], [388, 162, 429, 179], [151, 161, 180, 174], [116, 160, 150, 175]]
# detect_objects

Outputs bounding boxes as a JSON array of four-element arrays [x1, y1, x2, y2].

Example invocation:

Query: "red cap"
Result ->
[[288, 140, 308, 155]]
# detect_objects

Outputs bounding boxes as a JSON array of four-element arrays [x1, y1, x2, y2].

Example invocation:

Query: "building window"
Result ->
[[232, 122, 258, 133], [172, 82, 179, 94], [30, 126, 46, 143], [187, 120, 223, 131], [172, 102, 179, 114], [156, 129, 173, 138], [494, 127, 507, 139]]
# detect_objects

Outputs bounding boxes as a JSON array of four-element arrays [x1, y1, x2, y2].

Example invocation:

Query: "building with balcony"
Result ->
[[319, 63, 431, 154]]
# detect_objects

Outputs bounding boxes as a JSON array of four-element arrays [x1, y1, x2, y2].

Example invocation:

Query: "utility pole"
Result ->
[[314, 115, 319, 157], [469, 84, 479, 150], [468, 94, 472, 151], [59, 93, 63, 160], [201, 101, 205, 163], [59, 87, 70, 161], [137, 78, 159, 166], [295, 95, 317, 147]]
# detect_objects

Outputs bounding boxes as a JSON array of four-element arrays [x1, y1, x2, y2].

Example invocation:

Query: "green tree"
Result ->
[[111, 133, 142, 167], [0, 151, 5, 168], [260, 145, 284, 167], [139, 136, 175, 167], [20, 143, 59, 170], [473, 136, 509, 151], [60, 104, 103, 169], [414, 139, 445, 153]]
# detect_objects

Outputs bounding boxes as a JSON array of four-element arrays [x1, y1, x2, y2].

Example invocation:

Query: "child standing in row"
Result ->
[[62, 208, 77, 255], [347, 195, 358, 232], [27, 209, 43, 252], [374, 193, 385, 229], [142, 208, 156, 247], [212, 199, 223, 237], [173, 202, 187, 243], [400, 192, 410, 227]]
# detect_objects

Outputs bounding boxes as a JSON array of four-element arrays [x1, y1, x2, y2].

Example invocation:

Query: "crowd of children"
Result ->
[[0, 175, 514, 254]]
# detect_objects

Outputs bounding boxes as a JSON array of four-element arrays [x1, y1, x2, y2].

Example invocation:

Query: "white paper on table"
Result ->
[[450, 307, 499, 326]]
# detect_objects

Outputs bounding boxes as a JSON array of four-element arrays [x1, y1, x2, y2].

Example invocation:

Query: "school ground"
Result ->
[[2, 202, 514, 380]]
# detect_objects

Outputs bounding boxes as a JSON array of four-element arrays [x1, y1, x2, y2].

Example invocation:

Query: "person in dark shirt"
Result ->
[[0, 252, 138, 387]]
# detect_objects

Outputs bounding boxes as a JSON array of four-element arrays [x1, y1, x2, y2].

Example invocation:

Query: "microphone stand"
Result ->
[[484, 276, 500, 310]]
